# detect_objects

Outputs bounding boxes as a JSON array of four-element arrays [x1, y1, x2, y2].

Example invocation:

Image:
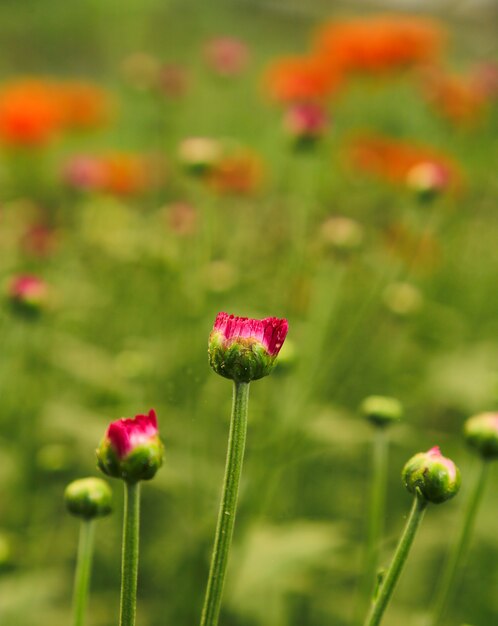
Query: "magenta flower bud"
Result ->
[[284, 102, 328, 148], [402, 446, 461, 504], [96, 409, 163, 483], [208, 312, 289, 382], [8, 274, 48, 313], [464, 412, 498, 459], [63, 155, 105, 191]]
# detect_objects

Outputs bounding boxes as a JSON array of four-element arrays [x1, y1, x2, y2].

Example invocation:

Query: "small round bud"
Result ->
[[65, 477, 113, 520], [464, 412, 498, 459], [361, 395, 403, 428], [402, 446, 461, 504], [8, 274, 48, 315]]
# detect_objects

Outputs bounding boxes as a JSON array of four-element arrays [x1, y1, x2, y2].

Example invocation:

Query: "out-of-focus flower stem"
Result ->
[[364, 429, 389, 601], [364, 493, 427, 626], [72, 519, 96, 626], [120, 481, 141, 626], [428, 459, 489, 626], [200, 381, 250, 626]]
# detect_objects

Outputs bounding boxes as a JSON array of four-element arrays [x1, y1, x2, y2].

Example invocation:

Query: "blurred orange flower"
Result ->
[[100, 153, 160, 196], [208, 149, 264, 195], [0, 79, 62, 146], [263, 55, 340, 103], [58, 81, 112, 130], [420, 68, 488, 125], [348, 133, 459, 187], [315, 16, 443, 74]]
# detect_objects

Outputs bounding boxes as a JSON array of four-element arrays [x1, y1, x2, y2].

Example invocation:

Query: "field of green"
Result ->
[[0, 1, 497, 625]]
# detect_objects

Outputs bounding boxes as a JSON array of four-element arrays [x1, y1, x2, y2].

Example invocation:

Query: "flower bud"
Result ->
[[64, 477, 113, 520], [177, 137, 222, 175], [8, 274, 48, 314], [283, 102, 328, 148], [361, 395, 403, 428], [464, 412, 498, 459], [402, 446, 461, 504], [96, 409, 163, 483], [406, 161, 449, 201], [208, 312, 289, 382]]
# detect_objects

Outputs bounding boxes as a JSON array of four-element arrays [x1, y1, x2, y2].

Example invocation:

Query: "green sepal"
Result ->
[[208, 333, 275, 382]]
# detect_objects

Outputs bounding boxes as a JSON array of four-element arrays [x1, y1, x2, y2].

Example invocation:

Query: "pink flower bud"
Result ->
[[63, 155, 105, 191], [97, 409, 163, 483], [8, 274, 48, 312], [402, 446, 460, 504], [284, 102, 328, 147], [209, 312, 288, 382]]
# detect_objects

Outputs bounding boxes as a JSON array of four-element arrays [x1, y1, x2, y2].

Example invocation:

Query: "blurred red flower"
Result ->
[[263, 55, 341, 103], [314, 15, 444, 74], [204, 37, 250, 77], [0, 79, 63, 146]]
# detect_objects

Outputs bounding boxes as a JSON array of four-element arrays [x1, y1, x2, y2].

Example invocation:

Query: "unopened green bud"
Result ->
[[65, 477, 113, 520], [402, 447, 461, 504], [464, 412, 498, 459], [361, 395, 403, 428]]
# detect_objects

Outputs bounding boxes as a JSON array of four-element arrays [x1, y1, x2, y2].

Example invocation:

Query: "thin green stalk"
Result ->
[[363, 429, 389, 602], [200, 381, 250, 626], [72, 519, 96, 626], [120, 481, 141, 626], [364, 494, 427, 626], [429, 459, 489, 626]]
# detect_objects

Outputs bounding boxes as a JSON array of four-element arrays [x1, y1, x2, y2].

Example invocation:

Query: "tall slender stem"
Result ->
[[365, 429, 389, 598], [72, 519, 96, 626], [200, 381, 250, 626], [364, 495, 427, 626], [120, 481, 141, 626], [429, 459, 489, 626]]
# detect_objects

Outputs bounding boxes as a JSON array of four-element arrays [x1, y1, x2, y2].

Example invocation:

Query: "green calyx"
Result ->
[[96, 437, 164, 484], [64, 477, 113, 520], [464, 413, 498, 459], [208, 334, 275, 382], [402, 450, 461, 504], [361, 395, 403, 428]]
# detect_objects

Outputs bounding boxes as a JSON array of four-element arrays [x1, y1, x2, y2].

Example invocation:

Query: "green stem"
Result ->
[[200, 381, 250, 626], [72, 519, 96, 626], [364, 495, 427, 626], [429, 459, 489, 626], [363, 429, 389, 601], [120, 481, 141, 626]]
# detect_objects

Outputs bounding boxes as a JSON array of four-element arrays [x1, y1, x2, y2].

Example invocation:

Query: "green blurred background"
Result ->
[[0, 1, 497, 625]]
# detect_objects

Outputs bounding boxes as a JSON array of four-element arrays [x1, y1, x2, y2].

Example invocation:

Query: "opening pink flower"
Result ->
[[97, 409, 163, 482], [209, 312, 288, 382]]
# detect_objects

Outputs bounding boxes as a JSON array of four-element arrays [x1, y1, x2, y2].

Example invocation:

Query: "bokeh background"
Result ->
[[0, 1, 497, 625]]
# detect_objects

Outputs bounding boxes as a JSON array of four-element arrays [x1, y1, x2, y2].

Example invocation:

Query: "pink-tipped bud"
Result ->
[[402, 446, 461, 504], [208, 312, 288, 382], [96, 409, 163, 483], [63, 155, 105, 191], [406, 161, 450, 201], [284, 102, 328, 148], [464, 412, 498, 459], [8, 275, 48, 313]]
